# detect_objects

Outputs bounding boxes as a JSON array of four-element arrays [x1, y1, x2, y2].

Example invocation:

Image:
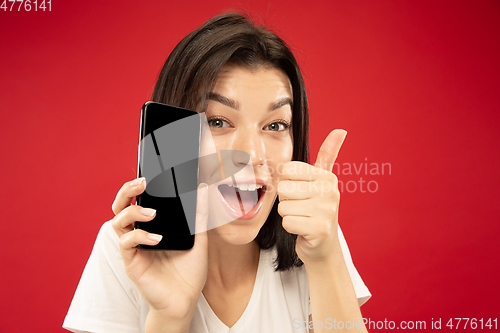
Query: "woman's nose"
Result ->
[[230, 130, 266, 167]]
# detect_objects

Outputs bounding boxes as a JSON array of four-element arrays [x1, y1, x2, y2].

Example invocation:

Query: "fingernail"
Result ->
[[140, 208, 156, 216], [147, 233, 163, 242], [130, 177, 145, 186], [198, 182, 208, 189]]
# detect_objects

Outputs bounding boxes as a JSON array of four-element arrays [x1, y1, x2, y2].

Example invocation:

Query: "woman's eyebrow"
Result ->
[[207, 93, 292, 112], [270, 98, 293, 111], [208, 93, 239, 110]]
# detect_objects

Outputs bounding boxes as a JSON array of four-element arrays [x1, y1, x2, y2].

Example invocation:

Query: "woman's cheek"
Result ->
[[269, 136, 293, 168], [211, 132, 233, 150]]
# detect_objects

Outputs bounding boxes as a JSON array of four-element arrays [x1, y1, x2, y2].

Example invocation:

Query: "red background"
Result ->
[[1, 0, 499, 332]]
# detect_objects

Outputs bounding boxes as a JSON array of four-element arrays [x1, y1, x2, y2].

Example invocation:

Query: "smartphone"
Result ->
[[135, 101, 200, 250]]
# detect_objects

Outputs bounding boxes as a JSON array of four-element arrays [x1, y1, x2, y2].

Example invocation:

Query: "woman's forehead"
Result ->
[[213, 64, 293, 98]]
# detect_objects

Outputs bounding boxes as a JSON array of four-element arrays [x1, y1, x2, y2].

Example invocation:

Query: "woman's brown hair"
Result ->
[[152, 12, 309, 271]]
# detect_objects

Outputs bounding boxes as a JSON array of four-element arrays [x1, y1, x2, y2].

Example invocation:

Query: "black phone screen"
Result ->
[[135, 101, 199, 250]]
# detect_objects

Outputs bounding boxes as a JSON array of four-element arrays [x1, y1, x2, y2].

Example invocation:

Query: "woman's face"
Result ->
[[199, 64, 294, 245]]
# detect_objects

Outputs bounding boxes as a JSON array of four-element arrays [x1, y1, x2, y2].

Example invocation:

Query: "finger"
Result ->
[[280, 161, 327, 181], [278, 180, 314, 200], [119, 228, 162, 263], [112, 178, 146, 215], [112, 205, 156, 237], [278, 176, 339, 201], [194, 183, 209, 238], [314, 129, 347, 172], [281, 215, 312, 236], [277, 199, 313, 218], [282, 215, 334, 242]]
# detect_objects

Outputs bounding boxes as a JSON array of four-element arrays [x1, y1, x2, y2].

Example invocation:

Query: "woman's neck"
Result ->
[[204, 234, 260, 292]]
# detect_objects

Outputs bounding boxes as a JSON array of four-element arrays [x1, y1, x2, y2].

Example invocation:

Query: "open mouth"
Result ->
[[217, 183, 266, 218]]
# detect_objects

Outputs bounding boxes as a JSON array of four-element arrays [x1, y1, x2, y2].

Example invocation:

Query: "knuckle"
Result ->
[[122, 180, 131, 190], [282, 216, 292, 230], [317, 220, 331, 238], [118, 206, 138, 225], [118, 232, 129, 248], [111, 216, 120, 231], [119, 229, 140, 248], [277, 201, 286, 216], [112, 201, 119, 215], [116, 205, 131, 219]]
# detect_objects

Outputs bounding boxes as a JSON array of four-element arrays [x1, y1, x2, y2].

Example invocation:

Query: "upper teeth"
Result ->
[[229, 184, 263, 191]]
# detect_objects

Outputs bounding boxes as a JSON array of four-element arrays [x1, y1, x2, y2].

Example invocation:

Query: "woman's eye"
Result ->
[[265, 122, 289, 132], [208, 118, 230, 128]]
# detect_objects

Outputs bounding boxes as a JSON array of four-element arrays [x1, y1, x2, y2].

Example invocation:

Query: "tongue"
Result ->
[[219, 185, 258, 214]]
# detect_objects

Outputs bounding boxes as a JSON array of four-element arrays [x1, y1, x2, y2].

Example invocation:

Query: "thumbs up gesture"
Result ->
[[277, 129, 347, 265]]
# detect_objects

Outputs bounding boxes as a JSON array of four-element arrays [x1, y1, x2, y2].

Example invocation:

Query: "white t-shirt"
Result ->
[[63, 221, 370, 333]]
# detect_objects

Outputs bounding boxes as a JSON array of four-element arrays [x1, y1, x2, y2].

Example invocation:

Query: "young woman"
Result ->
[[64, 13, 371, 333]]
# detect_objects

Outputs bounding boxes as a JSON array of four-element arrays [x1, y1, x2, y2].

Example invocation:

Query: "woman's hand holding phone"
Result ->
[[110, 179, 209, 327]]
